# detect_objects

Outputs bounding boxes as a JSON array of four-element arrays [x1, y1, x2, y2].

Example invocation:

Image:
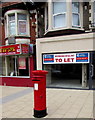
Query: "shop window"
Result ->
[[5, 10, 29, 37], [72, 2, 80, 27], [7, 56, 29, 76], [53, 1, 66, 28], [0, 56, 5, 76], [18, 57, 29, 76]]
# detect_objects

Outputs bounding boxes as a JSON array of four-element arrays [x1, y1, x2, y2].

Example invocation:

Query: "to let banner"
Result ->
[[43, 52, 89, 64]]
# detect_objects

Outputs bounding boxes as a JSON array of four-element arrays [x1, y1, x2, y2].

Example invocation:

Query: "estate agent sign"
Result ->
[[43, 53, 89, 64]]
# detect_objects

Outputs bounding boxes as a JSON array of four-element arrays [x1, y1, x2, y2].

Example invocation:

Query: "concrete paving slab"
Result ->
[[0, 86, 94, 119]]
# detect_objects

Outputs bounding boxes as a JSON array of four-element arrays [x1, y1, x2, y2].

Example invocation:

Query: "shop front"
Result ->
[[43, 52, 90, 89], [0, 44, 34, 87], [36, 32, 95, 89]]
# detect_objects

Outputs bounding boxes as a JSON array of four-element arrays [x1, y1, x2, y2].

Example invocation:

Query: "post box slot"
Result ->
[[32, 80, 40, 81]]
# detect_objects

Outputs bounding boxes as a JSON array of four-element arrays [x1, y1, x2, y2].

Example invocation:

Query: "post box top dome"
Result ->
[[32, 70, 48, 75]]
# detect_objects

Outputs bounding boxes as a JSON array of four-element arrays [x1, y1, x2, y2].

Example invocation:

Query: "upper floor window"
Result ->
[[8, 14, 16, 36], [53, 0, 66, 28], [72, 2, 80, 27], [5, 10, 30, 37], [18, 14, 27, 35], [45, 1, 83, 33]]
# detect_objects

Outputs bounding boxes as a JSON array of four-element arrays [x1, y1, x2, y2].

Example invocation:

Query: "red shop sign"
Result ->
[[0, 44, 29, 56], [21, 44, 29, 54]]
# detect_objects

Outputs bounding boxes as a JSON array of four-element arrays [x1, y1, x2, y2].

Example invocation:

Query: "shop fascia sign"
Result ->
[[0, 44, 30, 56], [43, 52, 89, 64]]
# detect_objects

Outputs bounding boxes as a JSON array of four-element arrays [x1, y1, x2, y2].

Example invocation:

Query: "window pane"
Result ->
[[18, 21, 27, 35], [7, 56, 29, 76], [0, 56, 5, 76], [9, 14, 15, 21], [8, 14, 15, 35], [53, 1, 66, 14], [9, 21, 16, 35], [54, 14, 66, 28], [72, 14, 80, 26], [18, 57, 29, 76], [18, 14, 27, 35], [18, 14, 27, 20], [72, 2, 79, 13], [7, 56, 17, 76]]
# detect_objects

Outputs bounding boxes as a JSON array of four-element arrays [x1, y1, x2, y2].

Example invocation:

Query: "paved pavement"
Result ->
[[0, 86, 94, 119]]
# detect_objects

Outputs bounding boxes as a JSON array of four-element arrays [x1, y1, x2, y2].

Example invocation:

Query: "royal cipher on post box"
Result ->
[[32, 70, 48, 118]]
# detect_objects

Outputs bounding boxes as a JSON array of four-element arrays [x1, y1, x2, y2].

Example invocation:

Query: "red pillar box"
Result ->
[[32, 70, 48, 118]]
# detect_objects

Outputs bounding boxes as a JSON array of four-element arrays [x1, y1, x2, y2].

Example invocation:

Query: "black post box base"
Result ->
[[34, 109, 47, 118]]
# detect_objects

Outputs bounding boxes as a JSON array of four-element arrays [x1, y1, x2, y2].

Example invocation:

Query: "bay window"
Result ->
[[53, 1, 66, 28], [45, 1, 83, 32], [72, 2, 80, 27], [5, 10, 30, 37]]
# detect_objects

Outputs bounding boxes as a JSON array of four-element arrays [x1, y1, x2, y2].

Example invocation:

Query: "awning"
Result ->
[[0, 44, 30, 56]]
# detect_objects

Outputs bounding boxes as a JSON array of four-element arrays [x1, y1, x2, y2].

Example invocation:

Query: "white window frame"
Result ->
[[4, 10, 30, 38], [72, 2, 81, 27]]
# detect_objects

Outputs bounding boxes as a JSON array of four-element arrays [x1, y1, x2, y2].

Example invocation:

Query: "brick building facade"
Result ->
[[0, 1, 37, 87]]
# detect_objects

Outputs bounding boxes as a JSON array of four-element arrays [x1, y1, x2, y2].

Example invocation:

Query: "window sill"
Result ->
[[45, 27, 84, 34], [5, 36, 31, 40], [44, 27, 85, 37]]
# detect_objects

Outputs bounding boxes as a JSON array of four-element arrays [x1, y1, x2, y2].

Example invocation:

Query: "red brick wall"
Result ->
[[30, 13, 36, 44]]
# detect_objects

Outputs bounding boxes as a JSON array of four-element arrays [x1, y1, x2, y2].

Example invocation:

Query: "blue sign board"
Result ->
[[43, 55, 54, 63], [76, 53, 89, 62]]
